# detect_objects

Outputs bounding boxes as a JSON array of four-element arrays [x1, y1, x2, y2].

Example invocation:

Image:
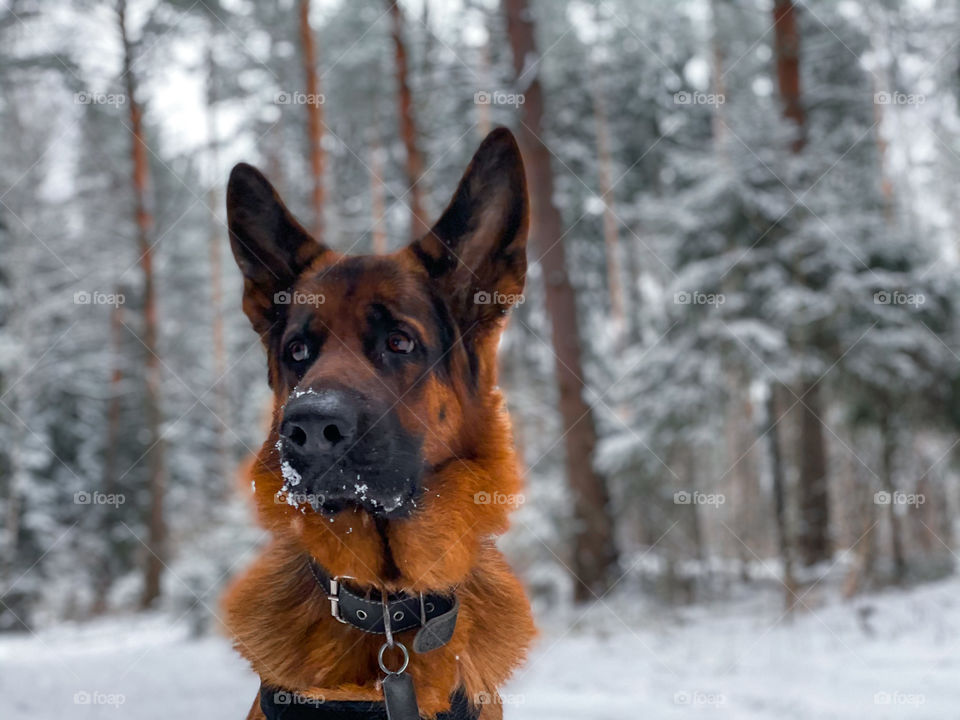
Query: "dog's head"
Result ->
[[228, 128, 527, 587]]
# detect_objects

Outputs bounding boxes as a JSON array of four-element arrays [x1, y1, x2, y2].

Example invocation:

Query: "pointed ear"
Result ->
[[409, 127, 528, 335], [226, 163, 327, 336]]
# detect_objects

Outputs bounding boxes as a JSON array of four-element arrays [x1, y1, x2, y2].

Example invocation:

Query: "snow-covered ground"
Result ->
[[1, 577, 957, 719]]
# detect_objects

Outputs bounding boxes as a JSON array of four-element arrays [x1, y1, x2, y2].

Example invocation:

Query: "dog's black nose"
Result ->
[[280, 391, 358, 460]]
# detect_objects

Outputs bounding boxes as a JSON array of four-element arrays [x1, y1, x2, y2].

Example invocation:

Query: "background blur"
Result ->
[[2, 0, 960, 717]]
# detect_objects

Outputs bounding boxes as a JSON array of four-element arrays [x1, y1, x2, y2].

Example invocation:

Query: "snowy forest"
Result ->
[[3, 0, 960, 717]]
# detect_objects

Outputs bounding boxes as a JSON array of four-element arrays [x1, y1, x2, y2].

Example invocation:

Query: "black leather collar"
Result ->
[[259, 685, 478, 720], [307, 560, 460, 653], [257, 562, 469, 719]]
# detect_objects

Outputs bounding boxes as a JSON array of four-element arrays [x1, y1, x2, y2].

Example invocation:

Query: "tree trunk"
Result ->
[[685, 450, 705, 568], [118, 0, 168, 610], [503, 0, 618, 601], [92, 296, 125, 614], [772, 0, 805, 152], [386, 0, 429, 240], [206, 34, 231, 493], [369, 122, 389, 254], [419, 0, 434, 102], [621, 228, 644, 346], [842, 496, 878, 599], [475, 17, 493, 138], [710, 0, 728, 150], [726, 369, 761, 579], [2, 404, 25, 602], [879, 413, 906, 584], [102, 299, 125, 505], [265, 121, 284, 197], [299, 0, 325, 241], [589, 63, 626, 342], [870, 74, 895, 224], [766, 385, 797, 609], [773, 1, 830, 566], [796, 381, 830, 565], [712, 1, 764, 582]]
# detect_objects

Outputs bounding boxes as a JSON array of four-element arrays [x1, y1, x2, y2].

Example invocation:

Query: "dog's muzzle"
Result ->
[[277, 388, 423, 516]]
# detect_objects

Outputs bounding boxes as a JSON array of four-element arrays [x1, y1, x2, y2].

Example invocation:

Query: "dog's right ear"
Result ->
[[226, 163, 327, 335]]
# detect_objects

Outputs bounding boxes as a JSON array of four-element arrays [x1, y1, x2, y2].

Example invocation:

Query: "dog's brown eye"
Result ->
[[387, 332, 415, 354], [287, 340, 310, 363]]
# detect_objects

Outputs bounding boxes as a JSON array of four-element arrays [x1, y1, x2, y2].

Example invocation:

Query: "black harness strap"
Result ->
[[259, 685, 478, 720]]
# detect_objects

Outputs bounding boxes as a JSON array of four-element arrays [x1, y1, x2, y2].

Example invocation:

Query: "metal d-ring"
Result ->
[[378, 640, 410, 675]]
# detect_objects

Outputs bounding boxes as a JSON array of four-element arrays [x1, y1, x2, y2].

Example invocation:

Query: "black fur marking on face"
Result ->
[[428, 292, 458, 379], [465, 337, 479, 387], [374, 516, 401, 581]]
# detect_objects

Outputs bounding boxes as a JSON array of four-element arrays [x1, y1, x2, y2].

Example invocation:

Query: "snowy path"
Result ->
[[2, 578, 957, 719]]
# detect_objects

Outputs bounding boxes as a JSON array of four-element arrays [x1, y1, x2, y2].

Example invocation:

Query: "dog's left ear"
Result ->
[[409, 127, 528, 334], [226, 163, 327, 336]]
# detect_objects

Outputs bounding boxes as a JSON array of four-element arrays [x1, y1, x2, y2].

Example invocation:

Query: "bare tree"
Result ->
[[772, 0, 830, 566], [369, 122, 389, 254], [879, 412, 907, 583], [386, 0, 429, 240], [773, 0, 805, 152], [299, 0, 325, 241], [766, 386, 798, 607], [92, 296, 125, 614], [205, 31, 231, 492], [118, 0, 168, 609], [503, 0, 619, 601], [589, 63, 626, 341]]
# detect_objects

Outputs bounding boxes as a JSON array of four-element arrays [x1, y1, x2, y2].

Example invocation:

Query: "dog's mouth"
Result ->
[[276, 442, 422, 519]]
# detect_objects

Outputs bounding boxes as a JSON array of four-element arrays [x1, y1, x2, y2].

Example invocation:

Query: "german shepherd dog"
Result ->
[[222, 128, 536, 720]]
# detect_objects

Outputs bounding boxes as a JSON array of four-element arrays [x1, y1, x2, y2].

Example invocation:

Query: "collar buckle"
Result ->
[[326, 576, 353, 624]]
